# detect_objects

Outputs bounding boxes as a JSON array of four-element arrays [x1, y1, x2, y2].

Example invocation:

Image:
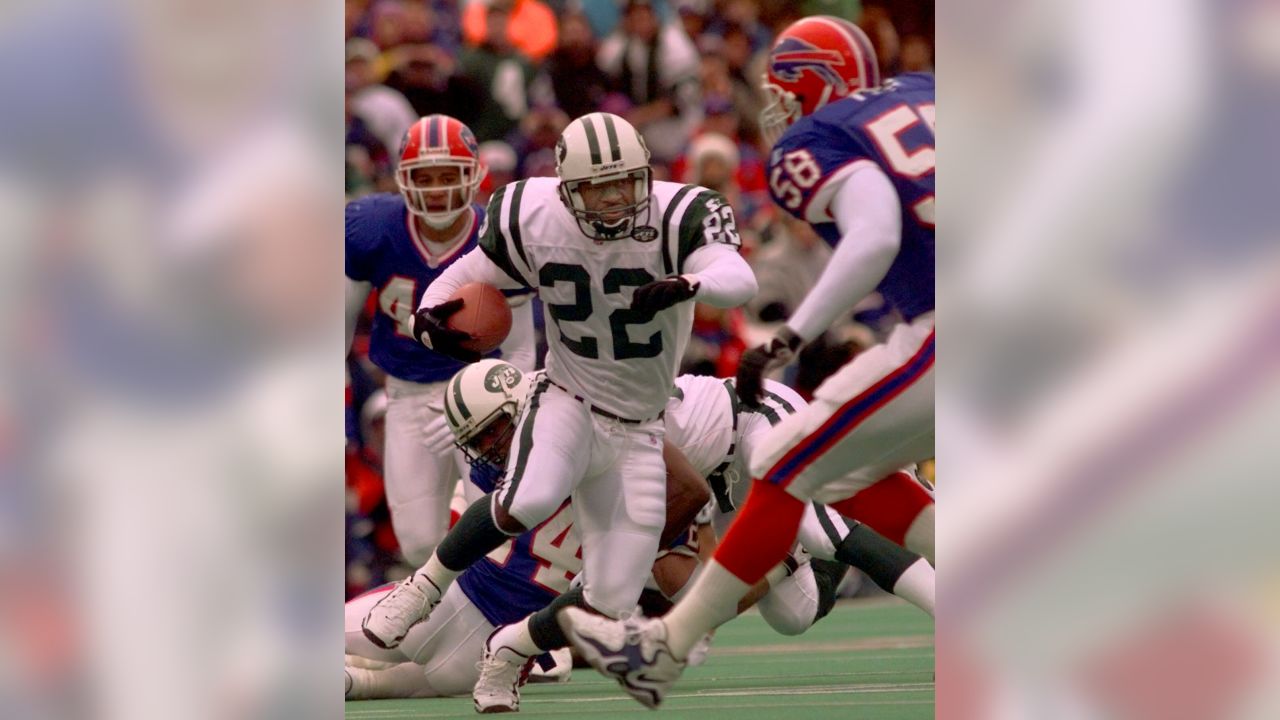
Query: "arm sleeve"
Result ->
[[785, 164, 902, 343], [345, 278, 372, 355], [681, 243, 758, 308], [417, 247, 527, 311], [498, 297, 537, 372]]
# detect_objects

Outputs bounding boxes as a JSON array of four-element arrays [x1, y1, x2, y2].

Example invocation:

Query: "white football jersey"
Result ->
[[479, 177, 742, 419], [665, 374, 807, 509]]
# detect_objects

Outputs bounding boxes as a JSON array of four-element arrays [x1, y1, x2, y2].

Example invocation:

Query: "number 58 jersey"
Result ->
[[479, 177, 742, 420], [768, 73, 935, 320]]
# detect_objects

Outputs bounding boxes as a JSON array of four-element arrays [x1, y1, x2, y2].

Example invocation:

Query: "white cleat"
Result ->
[[557, 607, 686, 709], [361, 572, 442, 649], [527, 646, 573, 684], [344, 668, 353, 700], [473, 631, 534, 714]]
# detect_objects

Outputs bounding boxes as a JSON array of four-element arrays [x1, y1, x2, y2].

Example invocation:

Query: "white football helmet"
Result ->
[[555, 112, 653, 241], [443, 359, 531, 467]]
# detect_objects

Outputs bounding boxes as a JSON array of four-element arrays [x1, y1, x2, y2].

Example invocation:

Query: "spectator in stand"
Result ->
[[383, 43, 494, 132], [345, 96, 391, 197], [597, 0, 702, 162], [545, 11, 613, 121], [346, 38, 417, 162], [675, 0, 711, 44], [509, 106, 570, 179], [858, 4, 903, 77], [370, 0, 410, 52], [902, 34, 934, 72], [476, 140, 518, 205], [462, 0, 558, 64], [459, 1, 547, 142]]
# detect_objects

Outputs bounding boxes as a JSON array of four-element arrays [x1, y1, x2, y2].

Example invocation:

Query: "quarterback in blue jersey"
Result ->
[[346, 114, 535, 565], [560, 16, 937, 708]]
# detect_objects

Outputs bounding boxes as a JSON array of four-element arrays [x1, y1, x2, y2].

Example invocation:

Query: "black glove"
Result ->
[[630, 276, 698, 318], [735, 327, 803, 407], [412, 299, 481, 362]]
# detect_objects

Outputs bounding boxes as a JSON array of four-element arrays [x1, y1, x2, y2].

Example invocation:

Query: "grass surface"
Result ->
[[345, 597, 934, 719]]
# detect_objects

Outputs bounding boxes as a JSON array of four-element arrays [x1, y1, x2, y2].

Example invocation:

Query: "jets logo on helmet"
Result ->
[[769, 39, 850, 95], [760, 16, 881, 147], [397, 114, 489, 229], [556, 112, 653, 241], [483, 363, 523, 394], [444, 360, 531, 468]]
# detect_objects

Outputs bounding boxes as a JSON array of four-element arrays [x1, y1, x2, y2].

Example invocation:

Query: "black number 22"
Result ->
[[539, 262, 663, 361]]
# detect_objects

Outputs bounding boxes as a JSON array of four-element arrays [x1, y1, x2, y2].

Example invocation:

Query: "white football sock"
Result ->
[[489, 617, 542, 656], [421, 552, 461, 592], [345, 662, 434, 700], [904, 504, 935, 565], [892, 558, 935, 616], [662, 561, 751, 658]]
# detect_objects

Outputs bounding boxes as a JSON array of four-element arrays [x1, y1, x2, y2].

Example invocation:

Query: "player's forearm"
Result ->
[[660, 440, 712, 548], [498, 298, 536, 372], [345, 278, 372, 355], [786, 168, 902, 343], [418, 249, 522, 310], [682, 244, 758, 308]]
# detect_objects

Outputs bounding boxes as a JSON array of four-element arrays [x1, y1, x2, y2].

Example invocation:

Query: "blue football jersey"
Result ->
[[346, 193, 505, 383], [767, 73, 935, 320]]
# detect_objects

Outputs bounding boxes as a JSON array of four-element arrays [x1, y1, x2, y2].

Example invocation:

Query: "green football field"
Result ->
[[345, 598, 934, 719]]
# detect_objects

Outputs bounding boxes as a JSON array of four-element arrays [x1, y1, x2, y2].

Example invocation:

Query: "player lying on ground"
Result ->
[[348, 361, 934, 711], [560, 16, 937, 708]]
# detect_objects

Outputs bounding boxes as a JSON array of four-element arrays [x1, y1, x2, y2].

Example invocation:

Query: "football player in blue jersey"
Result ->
[[559, 16, 937, 707], [346, 114, 536, 566]]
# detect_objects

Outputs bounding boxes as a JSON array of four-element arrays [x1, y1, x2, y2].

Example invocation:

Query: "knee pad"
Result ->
[[756, 563, 819, 636]]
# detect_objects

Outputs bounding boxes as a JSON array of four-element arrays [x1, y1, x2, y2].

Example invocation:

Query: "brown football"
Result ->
[[445, 282, 513, 355]]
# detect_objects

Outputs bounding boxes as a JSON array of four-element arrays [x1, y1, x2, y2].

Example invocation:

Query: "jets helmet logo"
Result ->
[[484, 365, 522, 395], [770, 38, 849, 95]]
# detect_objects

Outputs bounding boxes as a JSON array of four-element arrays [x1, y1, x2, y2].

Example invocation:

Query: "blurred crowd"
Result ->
[[345, 0, 932, 594]]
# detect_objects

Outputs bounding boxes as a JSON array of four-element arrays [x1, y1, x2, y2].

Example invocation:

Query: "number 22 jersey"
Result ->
[[767, 72, 935, 321]]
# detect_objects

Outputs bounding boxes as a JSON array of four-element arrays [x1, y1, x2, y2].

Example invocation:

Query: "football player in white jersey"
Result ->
[[361, 113, 758, 655]]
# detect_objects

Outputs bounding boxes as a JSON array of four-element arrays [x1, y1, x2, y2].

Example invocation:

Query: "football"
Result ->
[[445, 282, 512, 355]]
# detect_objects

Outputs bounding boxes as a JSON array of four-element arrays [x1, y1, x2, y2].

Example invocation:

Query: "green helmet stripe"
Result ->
[[452, 372, 473, 421], [443, 379, 463, 429], [583, 115, 603, 166], [602, 113, 621, 163]]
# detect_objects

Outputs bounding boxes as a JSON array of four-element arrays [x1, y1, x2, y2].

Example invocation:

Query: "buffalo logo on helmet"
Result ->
[[770, 37, 850, 95], [483, 364, 522, 395], [459, 126, 478, 156]]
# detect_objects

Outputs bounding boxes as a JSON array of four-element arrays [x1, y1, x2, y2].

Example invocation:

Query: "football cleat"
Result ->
[[473, 631, 535, 713], [360, 571, 443, 649], [557, 607, 686, 709]]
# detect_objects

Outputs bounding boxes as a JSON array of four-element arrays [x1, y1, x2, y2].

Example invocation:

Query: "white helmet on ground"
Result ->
[[443, 359, 531, 467], [555, 112, 653, 241]]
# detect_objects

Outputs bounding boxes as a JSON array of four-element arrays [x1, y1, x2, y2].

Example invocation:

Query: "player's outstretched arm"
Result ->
[[784, 165, 902, 343], [680, 243, 759, 309]]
